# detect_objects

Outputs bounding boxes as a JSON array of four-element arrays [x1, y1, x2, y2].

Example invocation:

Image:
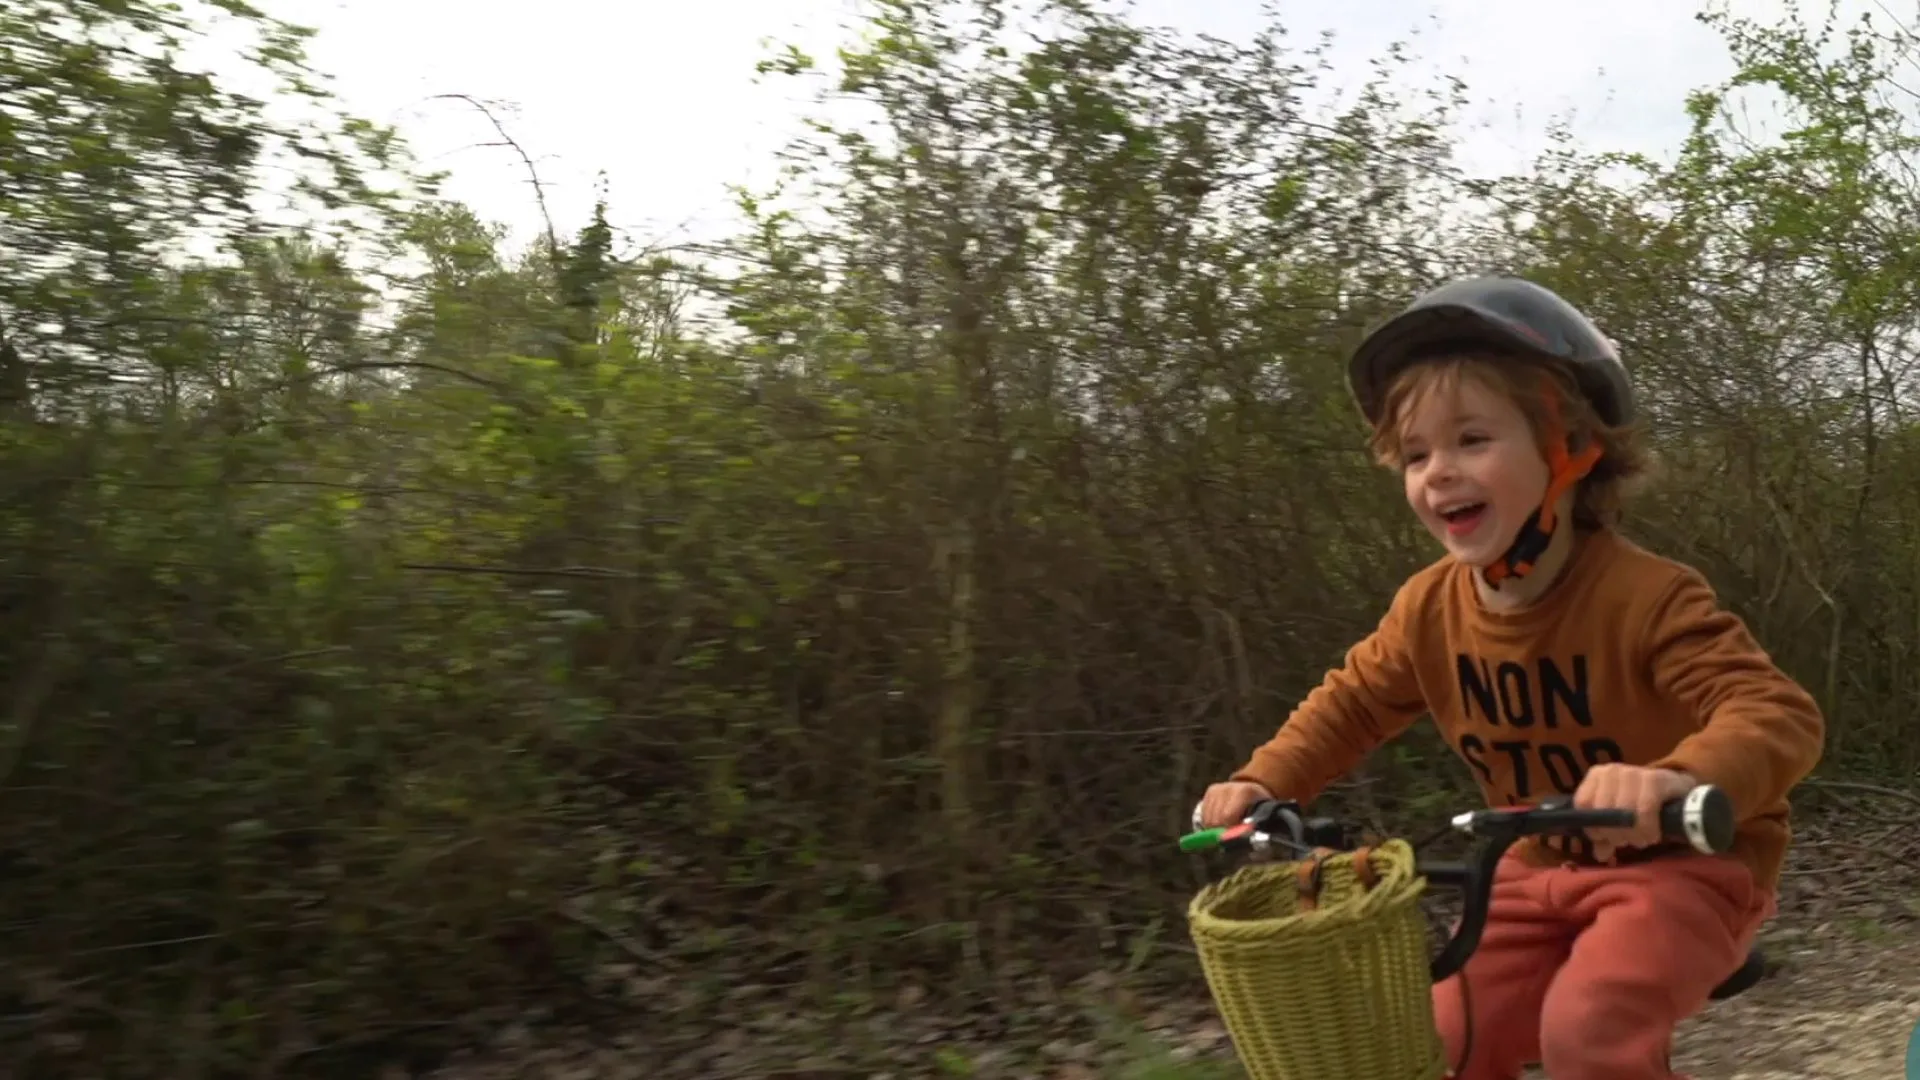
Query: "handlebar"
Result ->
[[1178, 785, 1737, 982]]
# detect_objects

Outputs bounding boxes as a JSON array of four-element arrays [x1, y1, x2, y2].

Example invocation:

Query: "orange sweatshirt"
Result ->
[[1232, 528, 1824, 892]]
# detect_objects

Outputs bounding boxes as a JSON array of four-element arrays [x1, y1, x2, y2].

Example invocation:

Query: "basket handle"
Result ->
[[1293, 844, 1380, 912]]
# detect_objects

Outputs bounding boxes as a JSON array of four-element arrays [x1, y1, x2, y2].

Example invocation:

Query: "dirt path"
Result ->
[[1665, 923, 1920, 1079], [423, 796, 1920, 1078], [415, 916, 1920, 1079]]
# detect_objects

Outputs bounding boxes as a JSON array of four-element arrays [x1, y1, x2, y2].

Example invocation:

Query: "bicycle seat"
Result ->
[[1708, 946, 1766, 1001]]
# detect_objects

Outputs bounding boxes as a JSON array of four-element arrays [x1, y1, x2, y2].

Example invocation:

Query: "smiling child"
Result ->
[[1195, 277, 1825, 1080]]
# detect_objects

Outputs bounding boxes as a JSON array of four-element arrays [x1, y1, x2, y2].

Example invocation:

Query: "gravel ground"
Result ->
[[421, 788, 1920, 1079], [1664, 923, 1920, 1079]]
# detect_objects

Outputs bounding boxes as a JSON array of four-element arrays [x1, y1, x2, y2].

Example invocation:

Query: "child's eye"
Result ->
[[1459, 432, 1488, 447], [1403, 449, 1428, 466]]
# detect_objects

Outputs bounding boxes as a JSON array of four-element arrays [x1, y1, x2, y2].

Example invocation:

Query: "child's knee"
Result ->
[[1538, 981, 1676, 1079]]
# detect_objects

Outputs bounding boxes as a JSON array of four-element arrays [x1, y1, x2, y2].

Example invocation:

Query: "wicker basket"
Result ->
[[1185, 839, 1447, 1080]]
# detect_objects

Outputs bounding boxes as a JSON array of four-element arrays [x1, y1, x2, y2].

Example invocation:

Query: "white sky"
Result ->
[[278, 0, 1859, 255]]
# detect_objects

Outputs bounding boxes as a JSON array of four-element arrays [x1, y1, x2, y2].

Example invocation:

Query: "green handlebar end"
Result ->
[[1179, 827, 1224, 853]]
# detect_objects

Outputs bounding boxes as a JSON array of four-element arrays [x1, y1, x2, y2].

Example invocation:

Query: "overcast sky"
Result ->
[[278, 0, 1855, 254]]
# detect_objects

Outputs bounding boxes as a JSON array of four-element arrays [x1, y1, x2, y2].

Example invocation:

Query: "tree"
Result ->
[[0, 0, 410, 417]]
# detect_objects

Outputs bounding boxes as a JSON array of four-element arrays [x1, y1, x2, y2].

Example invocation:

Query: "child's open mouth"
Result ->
[[1439, 502, 1487, 536]]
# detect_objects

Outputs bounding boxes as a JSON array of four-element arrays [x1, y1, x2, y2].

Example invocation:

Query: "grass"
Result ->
[[1103, 1022, 1246, 1080], [1115, 1053, 1246, 1080]]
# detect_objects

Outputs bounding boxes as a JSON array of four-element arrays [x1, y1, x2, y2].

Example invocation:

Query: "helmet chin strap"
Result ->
[[1480, 388, 1603, 588]]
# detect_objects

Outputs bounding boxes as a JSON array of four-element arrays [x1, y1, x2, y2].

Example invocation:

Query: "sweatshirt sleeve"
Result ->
[[1231, 578, 1429, 805], [1642, 569, 1825, 821]]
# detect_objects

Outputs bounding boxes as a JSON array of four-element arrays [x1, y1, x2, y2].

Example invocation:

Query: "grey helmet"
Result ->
[[1348, 276, 1633, 429]]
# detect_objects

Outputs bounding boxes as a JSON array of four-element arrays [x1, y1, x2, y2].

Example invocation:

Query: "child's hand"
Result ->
[[1196, 780, 1275, 829], [1573, 763, 1698, 863]]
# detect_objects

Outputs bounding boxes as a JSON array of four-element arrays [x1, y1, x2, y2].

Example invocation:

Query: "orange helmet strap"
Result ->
[[1480, 385, 1602, 587]]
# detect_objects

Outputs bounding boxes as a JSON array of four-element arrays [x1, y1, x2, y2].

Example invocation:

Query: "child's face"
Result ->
[[1396, 370, 1551, 567]]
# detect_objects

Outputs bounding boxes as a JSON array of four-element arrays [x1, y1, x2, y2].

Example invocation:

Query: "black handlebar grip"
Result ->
[[1661, 785, 1735, 854]]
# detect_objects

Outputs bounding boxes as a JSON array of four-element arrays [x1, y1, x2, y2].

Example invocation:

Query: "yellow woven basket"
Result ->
[[1185, 838, 1447, 1080]]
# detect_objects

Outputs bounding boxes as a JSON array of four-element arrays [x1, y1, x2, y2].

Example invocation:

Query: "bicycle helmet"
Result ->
[[1348, 276, 1632, 428], [1348, 276, 1633, 586]]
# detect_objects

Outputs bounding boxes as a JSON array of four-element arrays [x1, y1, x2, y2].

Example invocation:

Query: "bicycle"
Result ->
[[1176, 786, 1767, 1080]]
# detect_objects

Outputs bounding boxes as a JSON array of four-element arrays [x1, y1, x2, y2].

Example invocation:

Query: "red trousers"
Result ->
[[1431, 850, 1773, 1080]]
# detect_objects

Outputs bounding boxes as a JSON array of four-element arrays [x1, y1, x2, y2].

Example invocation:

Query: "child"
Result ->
[[1195, 277, 1824, 1080]]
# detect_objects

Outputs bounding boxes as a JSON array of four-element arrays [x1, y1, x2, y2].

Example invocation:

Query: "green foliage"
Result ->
[[0, 0, 1916, 1074]]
